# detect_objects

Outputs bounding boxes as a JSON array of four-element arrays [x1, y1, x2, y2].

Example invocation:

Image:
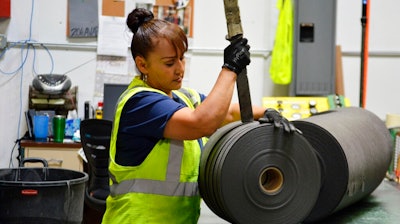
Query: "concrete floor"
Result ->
[[197, 180, 400, 224], [198, 201, 229, 224]]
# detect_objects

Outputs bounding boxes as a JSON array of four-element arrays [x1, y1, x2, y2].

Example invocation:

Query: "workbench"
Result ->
[[20, 140, 83, 171]]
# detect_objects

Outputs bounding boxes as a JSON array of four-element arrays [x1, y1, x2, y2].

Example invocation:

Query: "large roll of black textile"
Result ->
[[293, 107, 393, 223], [199, 121, 321, 224]]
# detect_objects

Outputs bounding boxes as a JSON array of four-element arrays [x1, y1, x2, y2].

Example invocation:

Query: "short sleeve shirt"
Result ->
[[115, 90, 206, 166]]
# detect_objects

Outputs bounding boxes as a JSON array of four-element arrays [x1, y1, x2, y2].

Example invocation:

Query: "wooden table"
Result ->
[[20, 140, 83, 171]]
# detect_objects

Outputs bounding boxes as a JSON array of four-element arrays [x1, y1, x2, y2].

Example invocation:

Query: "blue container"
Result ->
[[33, 115, 49, 142]]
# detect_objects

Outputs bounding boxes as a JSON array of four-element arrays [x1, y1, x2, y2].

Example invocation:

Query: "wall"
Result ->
[[336, 0, 400, 118], [0, 0, 399, 168]]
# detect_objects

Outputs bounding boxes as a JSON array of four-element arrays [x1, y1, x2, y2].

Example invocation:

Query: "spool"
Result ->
[[259, 166, 284, 195], [293, 107, 392, 222], [199, 121, 321, 224]]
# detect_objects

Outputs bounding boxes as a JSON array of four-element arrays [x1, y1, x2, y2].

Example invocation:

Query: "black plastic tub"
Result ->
[[0, 158, 88, 224]]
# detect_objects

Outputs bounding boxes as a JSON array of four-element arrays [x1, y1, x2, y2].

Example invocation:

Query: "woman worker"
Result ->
[[102, 8, 294, 224]]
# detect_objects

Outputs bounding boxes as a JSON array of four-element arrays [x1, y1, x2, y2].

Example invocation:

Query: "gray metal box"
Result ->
[[291, 0, 337, 96]]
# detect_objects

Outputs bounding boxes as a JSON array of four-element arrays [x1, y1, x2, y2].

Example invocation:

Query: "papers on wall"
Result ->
[[97, 16, 129, 57], [96, 55, 131, 75]]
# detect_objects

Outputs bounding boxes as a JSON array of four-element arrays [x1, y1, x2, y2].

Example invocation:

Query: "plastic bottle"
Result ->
[[95, 101, 103, 119]]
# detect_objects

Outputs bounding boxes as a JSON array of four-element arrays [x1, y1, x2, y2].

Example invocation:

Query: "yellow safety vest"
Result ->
[[102, 77, 206, 224], [269, 0, 294, 85]]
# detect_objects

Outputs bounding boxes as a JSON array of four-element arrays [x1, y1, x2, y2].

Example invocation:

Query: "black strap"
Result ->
[[236, 68, 253, 123]]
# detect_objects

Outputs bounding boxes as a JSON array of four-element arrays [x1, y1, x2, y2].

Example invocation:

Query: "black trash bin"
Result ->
[[0, 158, 88, 224]]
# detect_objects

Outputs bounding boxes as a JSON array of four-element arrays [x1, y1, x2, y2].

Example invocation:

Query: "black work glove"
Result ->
[[259, 108, 300, 134], [222, 38, 251, 75]]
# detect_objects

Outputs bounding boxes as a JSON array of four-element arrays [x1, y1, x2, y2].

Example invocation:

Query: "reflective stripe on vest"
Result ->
[[109, 139, 199, 197]]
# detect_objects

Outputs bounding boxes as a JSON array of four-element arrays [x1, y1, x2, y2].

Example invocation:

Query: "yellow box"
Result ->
[[262, 95, 350, 120]]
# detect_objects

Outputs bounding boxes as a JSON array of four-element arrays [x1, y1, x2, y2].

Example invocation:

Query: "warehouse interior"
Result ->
[[0, 0, 400, 223]]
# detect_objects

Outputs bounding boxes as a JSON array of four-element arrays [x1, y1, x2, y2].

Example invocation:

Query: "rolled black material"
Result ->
[[293, 107, 393, 223], [199, 121, 321, 224]]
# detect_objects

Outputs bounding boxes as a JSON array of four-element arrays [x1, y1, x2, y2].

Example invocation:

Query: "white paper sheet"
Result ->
[[97, 16, 128, 57]]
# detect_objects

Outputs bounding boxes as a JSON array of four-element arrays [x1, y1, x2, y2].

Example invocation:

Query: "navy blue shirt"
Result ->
[[115, 91, 206, 166]]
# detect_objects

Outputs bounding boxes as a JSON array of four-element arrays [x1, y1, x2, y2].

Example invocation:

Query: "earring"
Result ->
[[142, 74, 148, 83]]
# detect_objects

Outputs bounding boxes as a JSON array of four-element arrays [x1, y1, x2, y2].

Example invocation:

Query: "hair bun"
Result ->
[[127, 8, 154, 34]]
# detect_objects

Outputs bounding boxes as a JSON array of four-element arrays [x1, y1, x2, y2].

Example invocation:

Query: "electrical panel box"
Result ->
[[291, 0, 337, 96]]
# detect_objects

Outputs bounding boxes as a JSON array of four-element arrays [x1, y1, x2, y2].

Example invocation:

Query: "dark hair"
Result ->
[[127, 8, 188, 60]]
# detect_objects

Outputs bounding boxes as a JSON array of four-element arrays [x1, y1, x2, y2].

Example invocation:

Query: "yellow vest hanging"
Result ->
[[102, 77, 205, 224], [269, 0, 294, 85]]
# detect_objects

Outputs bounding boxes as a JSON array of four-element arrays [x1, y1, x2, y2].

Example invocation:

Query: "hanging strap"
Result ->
[[223, 0, 254, 123]]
